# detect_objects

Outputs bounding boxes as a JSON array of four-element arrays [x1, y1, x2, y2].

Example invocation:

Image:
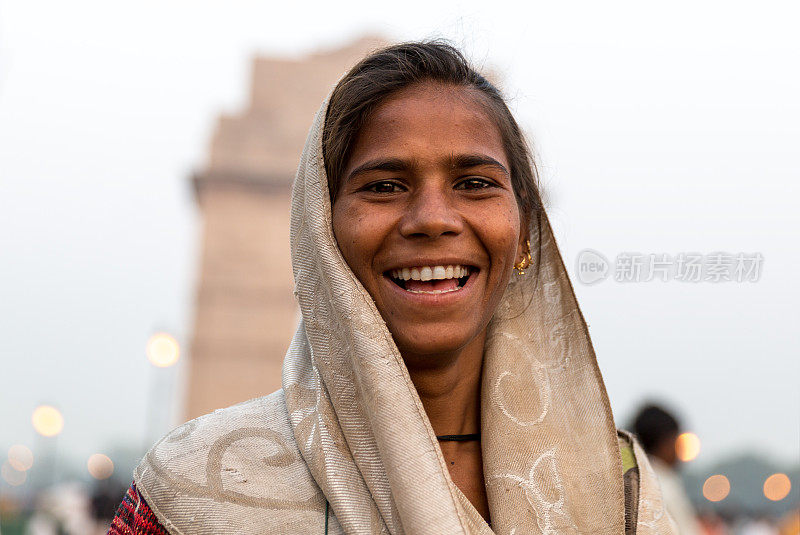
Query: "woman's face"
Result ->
[[331, 82, 525, 364]]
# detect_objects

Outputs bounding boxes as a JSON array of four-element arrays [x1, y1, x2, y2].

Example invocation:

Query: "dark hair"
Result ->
[[322, 40, 543, 227], [631, 404, 680, 454]]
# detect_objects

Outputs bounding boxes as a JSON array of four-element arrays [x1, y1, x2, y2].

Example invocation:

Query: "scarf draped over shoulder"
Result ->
[[133, 92, 678, 535]]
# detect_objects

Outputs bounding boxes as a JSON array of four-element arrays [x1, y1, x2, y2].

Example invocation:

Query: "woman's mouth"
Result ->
[[385, 264, 475, 294]]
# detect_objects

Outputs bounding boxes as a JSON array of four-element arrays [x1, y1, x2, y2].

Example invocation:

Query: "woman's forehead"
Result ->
[[348, 82, 507, 169]]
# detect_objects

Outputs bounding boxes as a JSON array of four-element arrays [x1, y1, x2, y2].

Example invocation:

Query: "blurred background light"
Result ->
[[146, 333, 180, 368], [703, 474, 731, 502], [763, 473, 791, 502], [1, 461, 27, 486], [31, 405, 64, 437], [675, 432, 701, 462], [86, 453, 114, 480], [7, 444, 34, 471]]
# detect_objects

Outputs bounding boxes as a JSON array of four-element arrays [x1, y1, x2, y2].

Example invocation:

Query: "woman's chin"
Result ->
[[392, 327, 486, 369]]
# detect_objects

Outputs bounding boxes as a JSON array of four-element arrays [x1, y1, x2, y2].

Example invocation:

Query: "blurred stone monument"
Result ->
[[184, 36, 387, 420]]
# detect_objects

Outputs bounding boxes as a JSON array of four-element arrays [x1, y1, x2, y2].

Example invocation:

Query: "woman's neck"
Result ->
[[403, 331, 491, 522], [404, 331, 485, 437]]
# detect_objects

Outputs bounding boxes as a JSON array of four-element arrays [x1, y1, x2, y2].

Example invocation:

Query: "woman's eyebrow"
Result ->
[[449, 154, 510, 177], [345, 154, 510, 181], [346, 158, 410, 181]]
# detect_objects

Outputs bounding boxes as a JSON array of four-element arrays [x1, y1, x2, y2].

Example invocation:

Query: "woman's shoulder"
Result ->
[[132, 389, 328, 533], [135, 390, 296, 479], [139, 389, 294, 461]]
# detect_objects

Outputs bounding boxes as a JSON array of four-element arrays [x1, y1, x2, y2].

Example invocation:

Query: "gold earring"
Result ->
[[514, 240, 532, 275]]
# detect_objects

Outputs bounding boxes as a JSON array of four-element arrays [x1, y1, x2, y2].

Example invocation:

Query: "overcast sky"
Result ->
[[1, 0, 798, 485]]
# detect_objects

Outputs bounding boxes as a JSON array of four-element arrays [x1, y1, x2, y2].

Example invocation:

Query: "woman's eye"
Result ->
[[456, 178, 493, 190], [365, 181, 403, 194]]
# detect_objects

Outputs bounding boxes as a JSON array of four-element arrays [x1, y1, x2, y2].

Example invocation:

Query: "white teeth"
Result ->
[[420, 267, 433, 281], [389, 264, 471, 281]]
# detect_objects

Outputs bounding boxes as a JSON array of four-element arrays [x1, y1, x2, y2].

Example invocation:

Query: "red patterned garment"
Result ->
[[107, 482, 169, 534]]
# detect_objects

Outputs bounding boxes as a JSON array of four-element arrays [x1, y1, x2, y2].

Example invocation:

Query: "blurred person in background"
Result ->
[[25, 482, 97, 535], [734, 515, 779, 535], [698, 510, 731, 535], [633, 404, 703, 535]]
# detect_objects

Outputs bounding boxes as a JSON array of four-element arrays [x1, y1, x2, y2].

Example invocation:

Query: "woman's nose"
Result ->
[[398, 185, 463, 239]]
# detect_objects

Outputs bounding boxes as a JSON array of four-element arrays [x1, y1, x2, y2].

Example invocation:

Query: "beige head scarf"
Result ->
[[133, 90, 677, 534]]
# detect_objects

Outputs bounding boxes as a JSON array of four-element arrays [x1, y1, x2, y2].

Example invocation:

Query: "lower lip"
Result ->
[[382, 270, 479, 305]]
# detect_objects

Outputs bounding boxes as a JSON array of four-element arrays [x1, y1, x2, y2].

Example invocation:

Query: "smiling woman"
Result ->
[[330, 82, 525, 521], [109, 42, 677, 534]]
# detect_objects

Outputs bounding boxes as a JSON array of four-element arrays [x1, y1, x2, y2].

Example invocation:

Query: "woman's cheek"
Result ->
[[489, 208, 521, 269]]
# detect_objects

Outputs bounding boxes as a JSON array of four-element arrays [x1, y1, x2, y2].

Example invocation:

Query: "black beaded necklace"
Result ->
[[435, 433, 480, 442]]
